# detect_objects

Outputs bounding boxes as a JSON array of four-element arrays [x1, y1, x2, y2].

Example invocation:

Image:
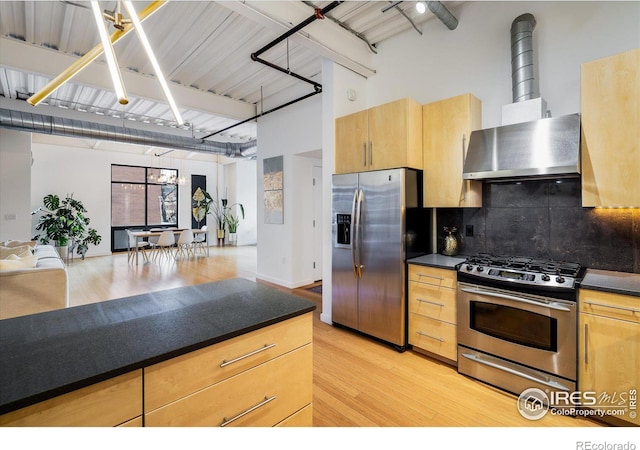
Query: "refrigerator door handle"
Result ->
[[355, 188, 364, 278], [350, 188, 358, 278]]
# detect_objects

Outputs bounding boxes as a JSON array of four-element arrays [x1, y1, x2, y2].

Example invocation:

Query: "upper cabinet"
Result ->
[[334, 98, 422, 174], [423, 93, 482, 208], [581, 48, 640, 207]]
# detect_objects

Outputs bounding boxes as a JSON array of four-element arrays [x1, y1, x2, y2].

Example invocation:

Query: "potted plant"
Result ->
[[33, 194, 102, 260], [224, 204, 245, 245], [194, 187, 245, 245]]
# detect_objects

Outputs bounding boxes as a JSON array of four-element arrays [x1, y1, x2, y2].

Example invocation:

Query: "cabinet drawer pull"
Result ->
[[417, 331, 444, 342], [220, 395, 277, 427], [220, 343, 276, 368], [584, 323, 589, 365], [416, 273, 444, 282], [417, 298, 445, 307], [362, 142, 367, 167], [583, 301, 640, 314]]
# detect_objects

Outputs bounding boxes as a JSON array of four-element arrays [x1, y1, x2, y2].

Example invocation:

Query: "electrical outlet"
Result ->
[[465, 225, 474, 237]]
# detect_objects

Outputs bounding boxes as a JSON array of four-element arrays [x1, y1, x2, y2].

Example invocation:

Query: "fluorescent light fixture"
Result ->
[[91, 1, 128, 105], [123, 1, 183, 126], [416, 2, 426, 14]]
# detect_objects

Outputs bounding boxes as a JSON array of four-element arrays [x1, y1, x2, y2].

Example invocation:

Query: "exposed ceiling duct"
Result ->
[[0, 108, 257, 159], [426, 1, 458, 30], [510, 13, 538, 103]]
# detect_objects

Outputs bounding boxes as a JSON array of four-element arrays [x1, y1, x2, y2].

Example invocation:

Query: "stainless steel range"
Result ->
[[456, 254, 586, 396]]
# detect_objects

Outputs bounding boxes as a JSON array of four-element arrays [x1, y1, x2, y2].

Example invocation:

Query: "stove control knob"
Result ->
[[555, 276, 565, 284], [477, 266, 484, 272], [466, 264, 473, 271], [541, 274, 551, 282]]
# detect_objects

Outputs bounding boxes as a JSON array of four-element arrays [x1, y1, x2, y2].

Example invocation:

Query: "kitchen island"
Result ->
[[0, 278, 316, 426]]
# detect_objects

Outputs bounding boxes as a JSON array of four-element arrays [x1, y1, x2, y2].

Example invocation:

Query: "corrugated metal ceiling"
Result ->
[[0, 1, 463, 144]]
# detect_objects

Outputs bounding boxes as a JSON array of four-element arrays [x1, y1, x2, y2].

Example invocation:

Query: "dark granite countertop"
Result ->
[[579, 269, 640, 298], [406, 253, 467, 270], [0, 278, 316, 415]]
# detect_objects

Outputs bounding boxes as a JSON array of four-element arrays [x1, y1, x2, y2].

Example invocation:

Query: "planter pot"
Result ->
[[228, 232, 237, 245], [55, 245, 68, 262], [217, 229, 225, 239]]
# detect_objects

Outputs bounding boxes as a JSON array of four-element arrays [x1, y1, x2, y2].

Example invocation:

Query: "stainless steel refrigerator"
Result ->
[[331, 168, 430, 350]]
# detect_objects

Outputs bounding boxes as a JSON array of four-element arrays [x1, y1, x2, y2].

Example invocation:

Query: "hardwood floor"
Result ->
[[65, 247, 603, 428]]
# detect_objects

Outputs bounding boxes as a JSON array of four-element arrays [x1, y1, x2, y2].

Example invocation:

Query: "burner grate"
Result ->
[[462, 254, 583, 278]]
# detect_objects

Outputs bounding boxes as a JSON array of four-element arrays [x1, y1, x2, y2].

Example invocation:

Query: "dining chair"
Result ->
[[176, 229, 195, 260], [193, 225, 207, 256], [147, 228, 163, 260], [126, 229, 150, 263], [155, 230, 176, 262]]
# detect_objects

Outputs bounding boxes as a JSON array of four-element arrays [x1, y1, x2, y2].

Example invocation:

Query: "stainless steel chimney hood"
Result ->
[[462, 113, 581, 181]]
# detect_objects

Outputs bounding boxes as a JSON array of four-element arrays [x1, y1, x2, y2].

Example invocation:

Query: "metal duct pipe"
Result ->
[[0, 108, 257, 158], [426, 2, 458, 30], [510, 13, 538, 102]]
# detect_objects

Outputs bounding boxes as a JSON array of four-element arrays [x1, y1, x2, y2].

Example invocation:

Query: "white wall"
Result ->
[[28, 138, 225, 256], [320, 0, 640, 324], [366, 1, 640, 128], [223, 160, 257, 246], [0, 129, 32, 242], [256, 91, 323, 288]]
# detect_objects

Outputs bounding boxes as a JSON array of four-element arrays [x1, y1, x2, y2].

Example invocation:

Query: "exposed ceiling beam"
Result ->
[[0, 36, 256, 121], [221, 1, 376, 78]]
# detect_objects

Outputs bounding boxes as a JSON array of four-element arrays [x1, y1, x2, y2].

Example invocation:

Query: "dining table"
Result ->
[[130, 229, 209, 265]]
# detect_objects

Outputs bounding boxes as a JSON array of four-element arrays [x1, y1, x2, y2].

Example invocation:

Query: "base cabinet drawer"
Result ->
[[408, 281, 456, 322], [409, 313, 457, 361], [0, 370, 142, 427], [144, 313, 312, 411], [145, 344, 313, 427], [408, 265, 456, 289]]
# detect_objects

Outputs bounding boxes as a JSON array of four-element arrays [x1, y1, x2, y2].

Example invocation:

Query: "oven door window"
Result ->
[[470, 301, 558, 351]]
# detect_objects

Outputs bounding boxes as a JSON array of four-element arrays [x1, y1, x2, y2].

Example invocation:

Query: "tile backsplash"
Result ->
[[436, 179, 639, 273]]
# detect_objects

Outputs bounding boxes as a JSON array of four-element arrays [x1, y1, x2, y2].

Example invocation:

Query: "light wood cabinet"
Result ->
[[335, 98, 422, 174], [422, 93, 482, 207], [145, 344, 312, 427], [0, 370, 142, 427], [408, 264, 458, 363], [579, 289, 639, 426], [144, 312, 313, 427], [581, 48, 640, 207]]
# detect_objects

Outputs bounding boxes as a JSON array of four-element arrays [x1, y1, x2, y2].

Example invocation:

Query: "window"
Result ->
[[111, 164, 179, 251]]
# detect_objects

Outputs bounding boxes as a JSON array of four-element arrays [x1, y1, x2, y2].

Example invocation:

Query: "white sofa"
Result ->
[[0, 244, 69, 320]]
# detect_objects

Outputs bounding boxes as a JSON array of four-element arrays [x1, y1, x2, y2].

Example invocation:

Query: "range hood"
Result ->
[[462, 113, 581, 181]]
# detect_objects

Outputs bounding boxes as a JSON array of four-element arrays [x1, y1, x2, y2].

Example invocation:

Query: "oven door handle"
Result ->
[[460, 288, 571, 312], [460, 352, 572, 391]]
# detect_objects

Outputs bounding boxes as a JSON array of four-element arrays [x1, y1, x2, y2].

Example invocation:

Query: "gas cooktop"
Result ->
[[457, 253, 586, 293]]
